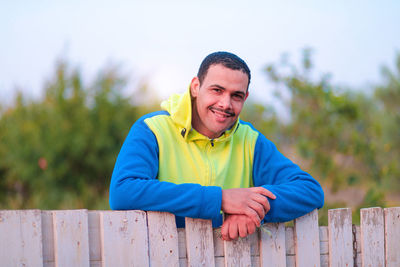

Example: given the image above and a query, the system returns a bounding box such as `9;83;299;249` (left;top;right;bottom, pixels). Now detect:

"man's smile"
209;107;235;119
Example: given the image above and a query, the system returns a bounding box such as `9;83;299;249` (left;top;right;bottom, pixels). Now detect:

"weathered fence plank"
259;222;286;267
224;237;251;267
360;207;384;267
88;211;101;267
224;235;251;267
42;211;55;267
319;226;329;267
185;217;215;267
147;211;179;267
53;210;90;267
0;210;43;267
0;207;398;267
100;210;148;267
285;226;295;267
294;209;320;267
328;208;353;267
384;207;400;267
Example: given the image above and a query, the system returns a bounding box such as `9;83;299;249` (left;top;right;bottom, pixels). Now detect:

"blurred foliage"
1;52;399;225
243;49;400;223
0;60;158;209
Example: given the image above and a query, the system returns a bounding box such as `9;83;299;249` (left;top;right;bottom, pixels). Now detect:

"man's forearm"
110;177;222;220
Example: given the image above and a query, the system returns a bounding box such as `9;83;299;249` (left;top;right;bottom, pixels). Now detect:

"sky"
1;1;400;106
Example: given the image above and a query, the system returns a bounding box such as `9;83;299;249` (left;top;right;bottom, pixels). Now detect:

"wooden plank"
360;207;384;267
42;210;55;267
319;226;329;255
285;226;295;255
320;254;329;267
215;257;224;267
100;210;148;267
224;236;251;267
294;209;320;267
213;228;224;257
319;227;329;267
147;211;179;267
328;208;353;267
88;211;101;266
185;217;215;267
286;255;295;267
178;228;187;259
53;210;90;267
259;222;286;267
353;225;361;267
248;230;259;256
251;255;259;267
0;210;43;266
384;207;400;267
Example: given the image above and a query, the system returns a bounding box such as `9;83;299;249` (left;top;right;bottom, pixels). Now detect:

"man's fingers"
221;220;230;241
252;187;276;199
238;221;247;238
229;219;239;240
245;208;261;227
248;201;265;220
251;194;270;214
247;221;256;235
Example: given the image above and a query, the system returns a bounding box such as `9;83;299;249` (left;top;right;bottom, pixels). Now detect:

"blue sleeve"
252;133;324;223
109;112;222;220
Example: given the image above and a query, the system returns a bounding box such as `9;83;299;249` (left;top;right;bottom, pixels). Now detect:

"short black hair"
197;51;251;88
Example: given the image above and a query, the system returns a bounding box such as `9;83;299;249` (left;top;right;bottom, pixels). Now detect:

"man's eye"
233;94;243;100
213;88;221;93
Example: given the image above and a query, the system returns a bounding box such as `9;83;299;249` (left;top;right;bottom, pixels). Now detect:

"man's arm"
252;133;324;223
221;131;323;240
109;113;222;220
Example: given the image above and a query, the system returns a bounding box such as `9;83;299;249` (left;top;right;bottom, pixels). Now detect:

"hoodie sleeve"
252;133;324;223
109;112;222;220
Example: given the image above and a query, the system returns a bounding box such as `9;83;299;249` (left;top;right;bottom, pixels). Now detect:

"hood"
161;86;193;138
160;86;240;141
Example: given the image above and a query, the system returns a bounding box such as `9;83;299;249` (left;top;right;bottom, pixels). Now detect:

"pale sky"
1;1;400;106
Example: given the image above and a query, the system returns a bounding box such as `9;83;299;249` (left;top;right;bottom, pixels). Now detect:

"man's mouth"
209;107;235;118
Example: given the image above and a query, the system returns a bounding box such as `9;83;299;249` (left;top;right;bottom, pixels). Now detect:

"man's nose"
218;94;232;110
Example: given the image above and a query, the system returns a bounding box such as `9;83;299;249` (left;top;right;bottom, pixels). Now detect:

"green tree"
0;60;157;209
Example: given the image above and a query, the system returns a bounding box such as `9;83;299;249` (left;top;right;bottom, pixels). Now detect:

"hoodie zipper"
206;140;214;185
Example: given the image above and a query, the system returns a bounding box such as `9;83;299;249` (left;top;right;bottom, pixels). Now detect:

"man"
109;51;324;241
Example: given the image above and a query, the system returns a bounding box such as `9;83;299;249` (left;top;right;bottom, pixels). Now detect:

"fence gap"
88;211;101;267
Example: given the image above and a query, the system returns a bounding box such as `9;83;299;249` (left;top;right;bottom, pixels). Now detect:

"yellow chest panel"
145;115;258;189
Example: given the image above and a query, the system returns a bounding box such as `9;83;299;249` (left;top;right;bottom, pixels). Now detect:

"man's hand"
221;187;276;227
221;214;257;241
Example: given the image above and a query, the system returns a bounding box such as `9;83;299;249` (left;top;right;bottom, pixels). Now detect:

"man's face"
190;64;249;139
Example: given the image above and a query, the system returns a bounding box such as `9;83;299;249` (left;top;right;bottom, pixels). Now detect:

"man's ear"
190;77;200;97
244;90;249;101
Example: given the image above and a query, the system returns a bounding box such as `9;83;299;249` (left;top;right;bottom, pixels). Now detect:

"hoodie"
109;88;324;227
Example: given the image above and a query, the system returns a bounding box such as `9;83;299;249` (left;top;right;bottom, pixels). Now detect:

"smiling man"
109;51;324;241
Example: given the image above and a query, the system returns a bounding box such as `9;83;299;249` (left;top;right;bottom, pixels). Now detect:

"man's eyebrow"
209;84;226;90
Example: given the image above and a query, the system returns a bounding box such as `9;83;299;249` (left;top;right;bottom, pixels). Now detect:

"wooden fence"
0;207;399;267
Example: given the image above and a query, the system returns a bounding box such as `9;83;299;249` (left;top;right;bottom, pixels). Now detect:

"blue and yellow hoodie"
109;88;324;227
